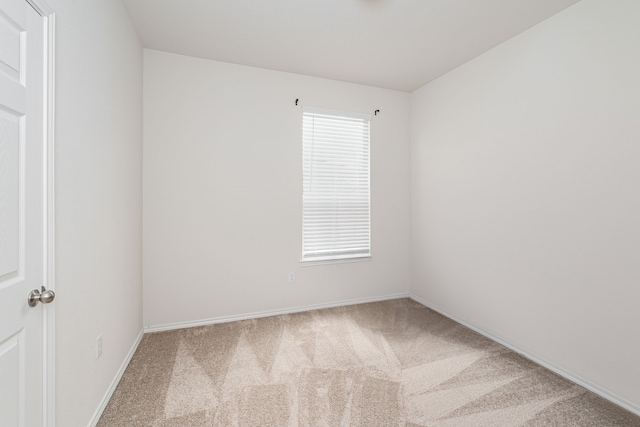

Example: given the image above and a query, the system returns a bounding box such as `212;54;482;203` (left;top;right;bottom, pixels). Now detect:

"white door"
0;0;50;426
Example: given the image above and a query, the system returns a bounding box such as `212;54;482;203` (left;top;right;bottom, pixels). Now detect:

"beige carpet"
98;299;640;426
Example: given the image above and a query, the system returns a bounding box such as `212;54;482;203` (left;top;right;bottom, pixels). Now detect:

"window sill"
300;255;372;266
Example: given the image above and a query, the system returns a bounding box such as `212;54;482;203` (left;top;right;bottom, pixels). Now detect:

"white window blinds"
302;107;371;261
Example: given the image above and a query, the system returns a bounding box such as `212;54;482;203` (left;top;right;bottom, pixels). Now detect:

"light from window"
302;107;371;262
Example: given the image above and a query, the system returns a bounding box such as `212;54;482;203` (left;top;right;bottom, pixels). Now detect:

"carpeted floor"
97;299;640;426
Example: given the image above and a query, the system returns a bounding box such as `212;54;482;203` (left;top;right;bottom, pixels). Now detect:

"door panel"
0;0;47;425
0;110;21;278
0;330;24;426
0;4;23;82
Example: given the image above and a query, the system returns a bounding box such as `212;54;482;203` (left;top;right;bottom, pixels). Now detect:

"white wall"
51;0;143;425
411;0;640;411
143;50;411;328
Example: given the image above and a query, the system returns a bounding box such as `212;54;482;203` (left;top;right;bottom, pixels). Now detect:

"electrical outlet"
288;272;296;283
96;334;103;359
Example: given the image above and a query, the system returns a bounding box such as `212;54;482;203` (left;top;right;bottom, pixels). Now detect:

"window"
302;107;371;262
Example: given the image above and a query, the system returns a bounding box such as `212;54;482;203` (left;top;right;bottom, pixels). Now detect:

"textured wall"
52;0;143;425
143;50;412;328
411;0;640;411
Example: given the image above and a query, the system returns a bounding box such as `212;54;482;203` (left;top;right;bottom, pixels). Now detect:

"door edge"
26;1;56;426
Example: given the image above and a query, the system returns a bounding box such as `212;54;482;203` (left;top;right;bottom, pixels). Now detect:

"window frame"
300;106;372;264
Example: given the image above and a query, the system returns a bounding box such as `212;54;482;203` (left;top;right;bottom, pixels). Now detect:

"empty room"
1;0;639;426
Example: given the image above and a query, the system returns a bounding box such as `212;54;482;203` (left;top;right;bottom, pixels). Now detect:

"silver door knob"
28;286;56;307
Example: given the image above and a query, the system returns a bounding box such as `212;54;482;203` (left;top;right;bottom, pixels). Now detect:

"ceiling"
122;0;581;92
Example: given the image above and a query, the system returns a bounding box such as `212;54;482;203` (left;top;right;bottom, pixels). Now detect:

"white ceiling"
122;0;581;92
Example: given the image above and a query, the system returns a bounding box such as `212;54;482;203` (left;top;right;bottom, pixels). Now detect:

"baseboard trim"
88;329;144;427
144;293;410;333
409;293;640;417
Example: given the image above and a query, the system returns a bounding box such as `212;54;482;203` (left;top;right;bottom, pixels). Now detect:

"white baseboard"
144;293;410;333
409;293;640;417
88;329;144;427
